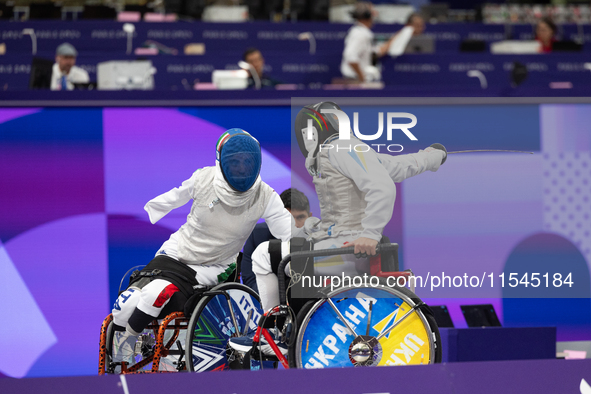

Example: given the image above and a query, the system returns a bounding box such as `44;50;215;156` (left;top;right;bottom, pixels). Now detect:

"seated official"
386;13;428;56
51;43;89;91
536;17;557;53
243;47;282;89
405;13;425;36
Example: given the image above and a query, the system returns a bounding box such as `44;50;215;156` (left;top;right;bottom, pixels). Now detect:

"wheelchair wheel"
185;282;262;372
289;284;441;368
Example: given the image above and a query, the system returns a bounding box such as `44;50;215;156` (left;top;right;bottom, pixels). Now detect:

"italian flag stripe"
216;132;231;152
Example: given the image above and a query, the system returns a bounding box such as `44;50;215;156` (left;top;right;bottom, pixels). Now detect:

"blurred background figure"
390;12;432;55
241;188;311;292
51;43;89;91
406;12;426;36
536;17;557;53
242;47;282;89
340;1;394;83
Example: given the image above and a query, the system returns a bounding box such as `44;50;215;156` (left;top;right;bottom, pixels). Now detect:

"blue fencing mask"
216;129;262;192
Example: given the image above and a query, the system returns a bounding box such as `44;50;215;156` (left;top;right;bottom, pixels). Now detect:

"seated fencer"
111;129;302;365
229;101;447;356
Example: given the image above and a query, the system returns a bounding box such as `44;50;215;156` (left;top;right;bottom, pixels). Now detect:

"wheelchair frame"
98;243;436;373
98;281;260;375
242;243;439;369
98;312;189;374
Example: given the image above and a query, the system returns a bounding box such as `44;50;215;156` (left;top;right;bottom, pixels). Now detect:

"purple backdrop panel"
403;154;543;206
403;154;544;298
541;105;591;153
0;241;56;378
0;108;41;124
406;234;535;298
4;213;110;377
103;108;292;230
106;215;180;306
540;106;591;266
103;108;226;223
0;145;105;241
0;108;105;242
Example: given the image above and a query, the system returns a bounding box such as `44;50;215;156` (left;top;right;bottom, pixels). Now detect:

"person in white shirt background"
340;2;395;83
50;43;89;91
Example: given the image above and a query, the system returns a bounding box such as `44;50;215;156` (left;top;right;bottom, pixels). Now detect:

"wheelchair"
98;243;441;373
98;263;264;374
227;243;442;369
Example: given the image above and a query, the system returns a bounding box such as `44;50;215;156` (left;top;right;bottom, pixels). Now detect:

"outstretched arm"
143;171;199;224
376;33;397;58
377;146;445;183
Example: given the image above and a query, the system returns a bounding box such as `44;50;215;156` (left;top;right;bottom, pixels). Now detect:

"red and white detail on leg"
136;279;179;318
153;283;180;308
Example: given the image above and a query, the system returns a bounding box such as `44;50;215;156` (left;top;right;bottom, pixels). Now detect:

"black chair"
124;4;151;17
29;57;54;90
81;5;117;20
0;3;14;19
307;0;328;21
164;0;205;19
29;2;62;19
460;304;502;327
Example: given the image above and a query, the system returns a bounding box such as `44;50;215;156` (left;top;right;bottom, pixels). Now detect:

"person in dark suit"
243;47;282;89
241;188;311;292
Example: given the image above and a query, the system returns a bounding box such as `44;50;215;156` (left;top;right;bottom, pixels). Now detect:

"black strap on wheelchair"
269;237;313;286
290;237;308;252
268;239;283;275
379;235;399;272
288;237;316;314
290;237;314;280
129;255;199;298
182;286;209;318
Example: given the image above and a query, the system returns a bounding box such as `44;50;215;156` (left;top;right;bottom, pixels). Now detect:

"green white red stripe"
216;132;231;152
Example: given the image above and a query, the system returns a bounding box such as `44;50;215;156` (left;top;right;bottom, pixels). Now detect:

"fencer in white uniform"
248;101;447;318
111;129;301;350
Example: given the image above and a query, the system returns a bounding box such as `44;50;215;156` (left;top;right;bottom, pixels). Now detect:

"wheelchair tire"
288;299;316;369
290;284;442;368
185;282;263;372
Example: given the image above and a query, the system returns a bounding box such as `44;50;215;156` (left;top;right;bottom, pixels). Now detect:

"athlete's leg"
252;241;291;312
112;287;142;329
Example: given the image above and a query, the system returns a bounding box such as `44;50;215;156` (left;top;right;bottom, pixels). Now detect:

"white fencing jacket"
312;137;445;241
144;165;300;268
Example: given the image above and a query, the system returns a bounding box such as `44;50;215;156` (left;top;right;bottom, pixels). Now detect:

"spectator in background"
241;188;312;292
51;43;89;91
243;47;281;88
406;13;426;36
385;12;428;56
340;2;395;82
536;17;557;53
